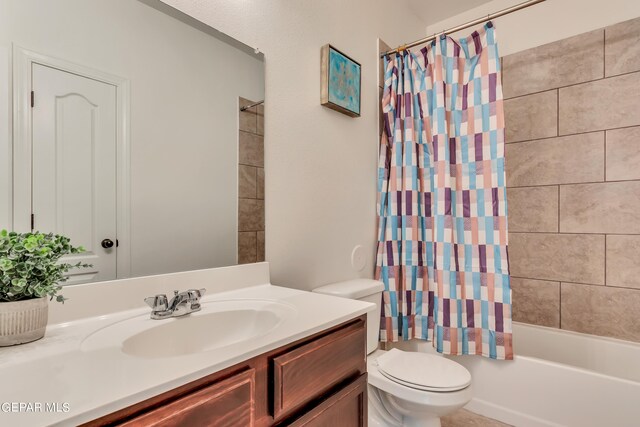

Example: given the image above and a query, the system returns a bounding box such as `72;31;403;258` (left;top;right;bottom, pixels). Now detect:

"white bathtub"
394;322;640;426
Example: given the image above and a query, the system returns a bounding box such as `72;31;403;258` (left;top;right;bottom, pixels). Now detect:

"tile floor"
441;409;512;427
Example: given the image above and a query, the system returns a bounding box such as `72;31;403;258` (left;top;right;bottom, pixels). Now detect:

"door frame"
0;46;11;230
13;46;131;280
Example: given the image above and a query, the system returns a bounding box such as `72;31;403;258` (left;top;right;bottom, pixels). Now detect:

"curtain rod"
380;0;546;57
240;100;264;111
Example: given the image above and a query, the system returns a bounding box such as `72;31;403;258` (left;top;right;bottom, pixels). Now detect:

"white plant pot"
0;297;48;346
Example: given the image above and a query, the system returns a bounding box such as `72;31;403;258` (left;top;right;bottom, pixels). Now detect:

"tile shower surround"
377;18;640;344
503;17;640;342
238;97;265;264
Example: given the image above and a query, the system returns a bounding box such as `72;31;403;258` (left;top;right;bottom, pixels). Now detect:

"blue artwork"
328;47;361;116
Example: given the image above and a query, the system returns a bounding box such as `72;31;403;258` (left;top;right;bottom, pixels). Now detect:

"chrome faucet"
144;288;206;320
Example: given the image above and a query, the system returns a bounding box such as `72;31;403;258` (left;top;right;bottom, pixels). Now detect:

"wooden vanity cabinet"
288;374;367;427
119;369;255;427
272;319;366;421
83;315;367;427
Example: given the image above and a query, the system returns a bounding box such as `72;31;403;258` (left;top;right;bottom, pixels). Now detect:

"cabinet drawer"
288;373;367;427
119;369;255;427
272;319;366;420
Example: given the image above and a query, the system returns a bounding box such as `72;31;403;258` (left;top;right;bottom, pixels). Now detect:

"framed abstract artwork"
321;44;361;117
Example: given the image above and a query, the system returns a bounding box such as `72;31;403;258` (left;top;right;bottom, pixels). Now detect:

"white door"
31;63;117;284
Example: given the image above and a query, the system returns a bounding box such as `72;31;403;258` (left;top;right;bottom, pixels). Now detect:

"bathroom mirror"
0;0;265;284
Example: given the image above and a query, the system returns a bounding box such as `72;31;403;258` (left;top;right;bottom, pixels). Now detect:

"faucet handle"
187;288;206;301
144;294;168;311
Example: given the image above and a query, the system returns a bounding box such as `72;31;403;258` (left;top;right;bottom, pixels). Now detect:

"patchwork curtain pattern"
375;23;512;359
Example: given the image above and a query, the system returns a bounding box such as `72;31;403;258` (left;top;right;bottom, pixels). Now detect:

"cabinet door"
119;369;255;427
288;374;367;427
272;319;366;420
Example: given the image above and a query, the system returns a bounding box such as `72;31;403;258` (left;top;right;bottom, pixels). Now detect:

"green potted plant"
0;230;87;346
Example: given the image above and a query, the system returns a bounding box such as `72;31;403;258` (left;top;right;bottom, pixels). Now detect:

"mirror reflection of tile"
238;97;265;264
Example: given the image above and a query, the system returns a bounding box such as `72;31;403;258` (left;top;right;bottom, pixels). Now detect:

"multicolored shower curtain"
375;22;512;360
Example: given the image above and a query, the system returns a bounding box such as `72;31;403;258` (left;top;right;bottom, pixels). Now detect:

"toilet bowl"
368;349;472;427
313;279;472;427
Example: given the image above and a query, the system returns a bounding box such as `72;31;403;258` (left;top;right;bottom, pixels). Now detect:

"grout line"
510;276;638;291
506;125;640;145
556;88;560;137
559;281;562;328
511;276;559;284
506;128;624;146
507;177;640;189
502;68;640;101
557;185;560;233
604;130;608;181
239;129;264;138
561;281;638;292
604;234;607;286
603;29;607;78
556;180;640;186
509;231;638;236
508;184;564;189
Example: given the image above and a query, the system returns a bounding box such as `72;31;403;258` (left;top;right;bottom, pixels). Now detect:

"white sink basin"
81;299;297;358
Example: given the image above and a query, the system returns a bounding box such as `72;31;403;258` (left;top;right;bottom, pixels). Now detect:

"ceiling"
407;0;494;27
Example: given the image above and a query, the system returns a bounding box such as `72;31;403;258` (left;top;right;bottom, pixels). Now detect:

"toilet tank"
313;279;384;355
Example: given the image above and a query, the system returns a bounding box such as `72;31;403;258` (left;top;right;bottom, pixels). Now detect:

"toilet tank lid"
313;279;384;299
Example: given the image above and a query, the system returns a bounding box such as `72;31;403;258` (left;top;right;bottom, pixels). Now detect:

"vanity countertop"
0;284;374;427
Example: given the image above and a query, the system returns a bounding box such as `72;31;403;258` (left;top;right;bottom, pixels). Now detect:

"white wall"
0;0;264;277
425;0;640;57
160;0;427;291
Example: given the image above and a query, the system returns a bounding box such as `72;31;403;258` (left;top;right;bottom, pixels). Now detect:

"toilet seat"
367;350;473;415
375;349;471;392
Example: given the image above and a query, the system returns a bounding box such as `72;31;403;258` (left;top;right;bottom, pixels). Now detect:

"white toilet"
313;279;473;427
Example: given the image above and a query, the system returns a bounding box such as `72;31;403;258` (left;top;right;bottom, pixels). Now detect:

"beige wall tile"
256;168;265;200
239;165;257;198
379;39;391;88
257;231;265;262
240;110;257;133
505;90;558;143
378;39;391;53
239;97;254;108
238;199;265;232
511;278;560;328
239;131;264;167
509;233;604;285
605;17;640;77
506;133;604;186
561;282;640;342
507;186;558;232
560;181;640;234
257;104;264;136
238;232;257;264
606;126;640;181
606;235;640;290
503;29;604;99
559;72;640;135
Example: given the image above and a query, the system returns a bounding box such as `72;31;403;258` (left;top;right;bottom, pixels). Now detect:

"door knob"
101;238;114;249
